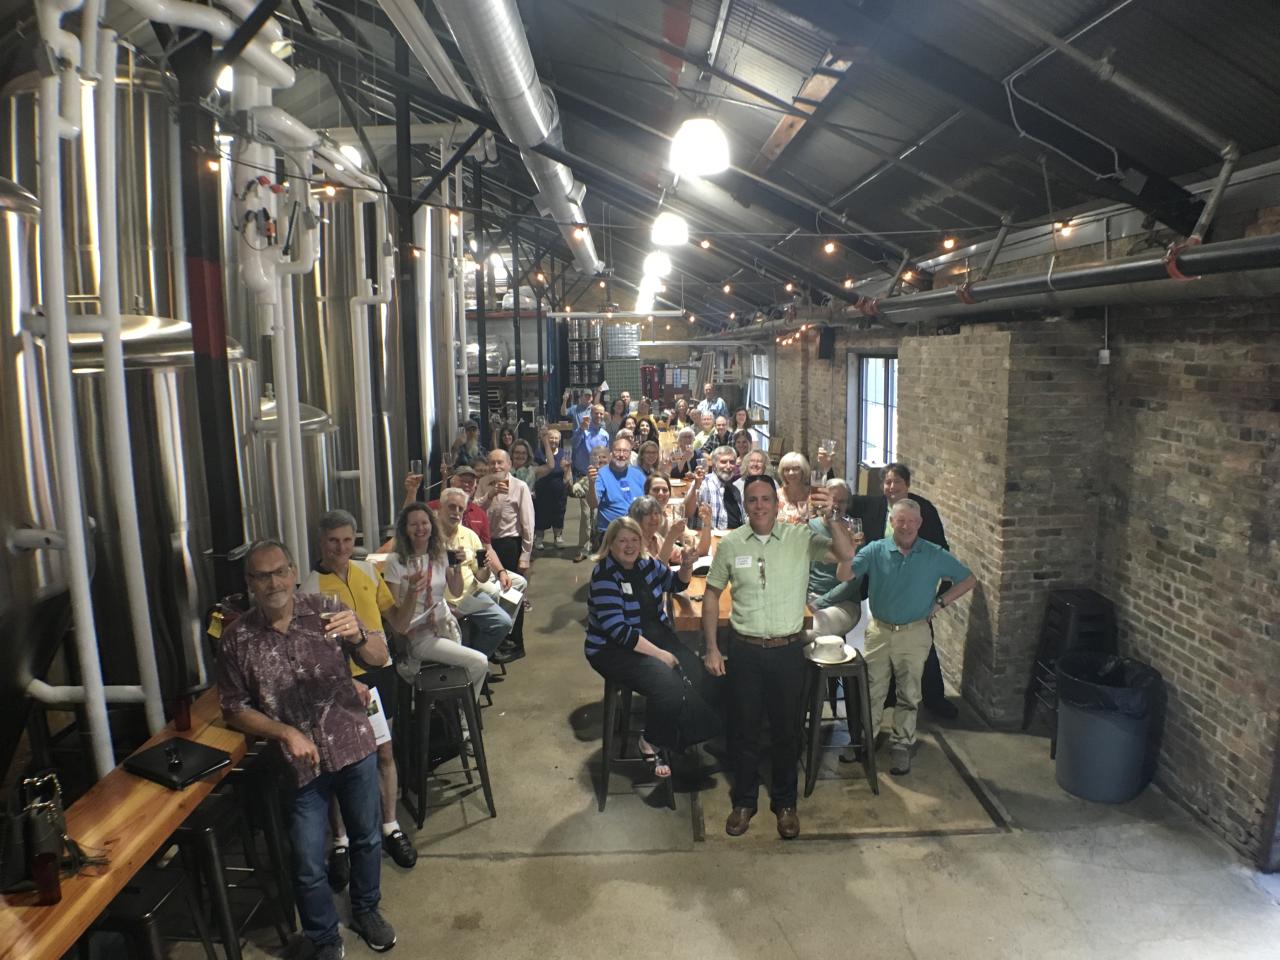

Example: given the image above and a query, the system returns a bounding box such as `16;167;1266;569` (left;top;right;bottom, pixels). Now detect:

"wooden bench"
0;689;247;960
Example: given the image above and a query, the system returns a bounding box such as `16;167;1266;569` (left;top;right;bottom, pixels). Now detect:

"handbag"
1;771;106;894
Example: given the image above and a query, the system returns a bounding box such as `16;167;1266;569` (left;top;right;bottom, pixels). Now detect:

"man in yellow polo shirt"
703;475;857;840
302;510;418;881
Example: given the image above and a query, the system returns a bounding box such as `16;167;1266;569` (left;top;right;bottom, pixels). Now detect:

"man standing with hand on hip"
217;539;397;958
702;475;856;840
848;498;976;776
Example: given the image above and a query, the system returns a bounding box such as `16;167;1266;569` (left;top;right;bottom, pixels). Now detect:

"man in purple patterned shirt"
217;539;397;958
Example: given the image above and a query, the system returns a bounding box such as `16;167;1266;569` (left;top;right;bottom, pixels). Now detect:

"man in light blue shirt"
562;387;598;428
695;381;727;420
848;498;976;775
570;406;610;478
592;435;646;536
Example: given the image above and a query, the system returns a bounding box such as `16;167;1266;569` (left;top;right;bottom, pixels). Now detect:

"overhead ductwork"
378;0;603;276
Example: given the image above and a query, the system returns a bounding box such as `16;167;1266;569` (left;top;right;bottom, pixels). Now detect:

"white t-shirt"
382;551;451;630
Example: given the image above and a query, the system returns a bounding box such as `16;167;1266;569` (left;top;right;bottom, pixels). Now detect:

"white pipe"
96;29;166;734
250;106;382;191
79;0;102;77
277;153;318;560
349;193;392;549
37;4;115;779
217;0;283;41
117;0;294;89
27;679;147;705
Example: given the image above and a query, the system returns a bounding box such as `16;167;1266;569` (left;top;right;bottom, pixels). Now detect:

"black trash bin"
1055;651;1163;803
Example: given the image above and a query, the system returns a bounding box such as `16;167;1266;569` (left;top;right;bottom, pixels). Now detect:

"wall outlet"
1099;348;1111;366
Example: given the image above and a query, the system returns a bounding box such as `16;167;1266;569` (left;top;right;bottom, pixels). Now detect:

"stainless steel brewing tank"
0;179;69;773
71;324;266;692
257;396;335;565
0;55;183;322
293;188;406;542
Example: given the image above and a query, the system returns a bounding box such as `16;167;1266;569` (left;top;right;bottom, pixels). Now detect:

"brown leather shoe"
775;807;800;840
725;807;755;837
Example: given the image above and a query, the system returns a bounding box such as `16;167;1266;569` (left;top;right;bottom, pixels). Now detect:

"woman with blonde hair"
635;439;662;475
584;517;720;777
776;451;815;524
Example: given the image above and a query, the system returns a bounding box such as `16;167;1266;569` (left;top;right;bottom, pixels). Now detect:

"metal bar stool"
405;662;496;828
802;654;879;798
598;677;675;812
89;865;217;959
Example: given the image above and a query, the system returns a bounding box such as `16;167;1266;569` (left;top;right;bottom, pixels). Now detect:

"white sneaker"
553;532;565;546
534;538;545;551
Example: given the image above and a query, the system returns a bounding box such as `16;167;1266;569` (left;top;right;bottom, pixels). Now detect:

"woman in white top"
776;451;815;524
381;502;488;696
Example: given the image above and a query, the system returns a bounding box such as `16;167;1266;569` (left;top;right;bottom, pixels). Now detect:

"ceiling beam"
749;48;853;174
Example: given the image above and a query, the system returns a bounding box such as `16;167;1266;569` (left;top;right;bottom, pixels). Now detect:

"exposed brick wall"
775;302;1279;862
1095;301;1280;858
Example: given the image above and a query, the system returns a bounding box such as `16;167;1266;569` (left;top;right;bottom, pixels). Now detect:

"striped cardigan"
585;555;687;657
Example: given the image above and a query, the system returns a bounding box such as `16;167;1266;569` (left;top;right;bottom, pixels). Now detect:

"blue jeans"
288;752;381;945
455;591;513;657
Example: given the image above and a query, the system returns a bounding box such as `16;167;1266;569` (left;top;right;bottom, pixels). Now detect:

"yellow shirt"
302;561;395;675
442;525;485;604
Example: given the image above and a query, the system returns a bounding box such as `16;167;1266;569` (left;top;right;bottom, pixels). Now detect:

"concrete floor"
233;517;1280;960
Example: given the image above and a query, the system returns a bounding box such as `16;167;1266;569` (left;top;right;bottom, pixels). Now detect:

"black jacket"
849;492;950;600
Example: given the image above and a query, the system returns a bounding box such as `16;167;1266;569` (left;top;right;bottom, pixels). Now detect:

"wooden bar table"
0;689;247;960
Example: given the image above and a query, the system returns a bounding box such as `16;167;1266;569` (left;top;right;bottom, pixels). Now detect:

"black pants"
490;536;527;649
587;635;721;750
726;635;807;812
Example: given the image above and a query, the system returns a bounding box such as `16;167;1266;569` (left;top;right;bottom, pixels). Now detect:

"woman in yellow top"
301;509;418;877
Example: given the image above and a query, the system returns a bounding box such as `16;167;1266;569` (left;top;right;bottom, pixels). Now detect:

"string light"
688;314;696;322
728;311;736;320
598;280;606;288
665;323;671;331
784;282;794;293
573;225;586;240
565;305;572;312
1056;220;1074;237
843;277;854;288
942;236;956;250
324;185;336;197
823;240;836;255
902;270;914;282
699;239;711;249
535;272;546;284
206;160;220;172
722;282;732;294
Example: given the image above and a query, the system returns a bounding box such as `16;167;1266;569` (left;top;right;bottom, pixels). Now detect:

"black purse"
1;771;106;894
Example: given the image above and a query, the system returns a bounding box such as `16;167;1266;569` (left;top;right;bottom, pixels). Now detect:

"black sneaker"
351;908;397;952
327;846;350;892
314;938;345;960
383;830;418;868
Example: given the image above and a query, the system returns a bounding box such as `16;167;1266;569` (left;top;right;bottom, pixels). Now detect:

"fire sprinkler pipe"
96;29;166;735
36;0;116;779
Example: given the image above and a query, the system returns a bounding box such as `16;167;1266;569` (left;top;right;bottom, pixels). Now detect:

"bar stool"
598;677;675;812
405;662;496;828
802;654;879;797
90;866;216;959
227;751;296;933
171;789;290;959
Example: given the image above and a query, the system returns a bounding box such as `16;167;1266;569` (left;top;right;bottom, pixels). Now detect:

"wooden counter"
0;690;247;960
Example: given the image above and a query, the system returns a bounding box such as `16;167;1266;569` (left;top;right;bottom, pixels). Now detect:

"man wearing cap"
561;387;598;427
702;474;856;840
847;498;976;775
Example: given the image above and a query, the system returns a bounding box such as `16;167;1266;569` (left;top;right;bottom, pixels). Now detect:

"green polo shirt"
706;522;831;637
852;536;972;625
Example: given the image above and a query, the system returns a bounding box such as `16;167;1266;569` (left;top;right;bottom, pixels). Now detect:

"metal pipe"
27;680;148;705
96;29;166;734
453;165;469;425
37;3;116;779
1188;146;1241;244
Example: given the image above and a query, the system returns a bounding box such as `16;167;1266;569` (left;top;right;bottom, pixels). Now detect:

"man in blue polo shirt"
591;435;646;544
849;498;976;775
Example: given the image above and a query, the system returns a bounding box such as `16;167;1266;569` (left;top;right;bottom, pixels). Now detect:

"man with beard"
684;446;745;531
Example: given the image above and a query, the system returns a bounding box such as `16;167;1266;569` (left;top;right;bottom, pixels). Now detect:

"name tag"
734;555;752;568
620;582;634;595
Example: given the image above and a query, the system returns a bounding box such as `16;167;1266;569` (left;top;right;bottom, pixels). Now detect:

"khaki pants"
864;618;933;747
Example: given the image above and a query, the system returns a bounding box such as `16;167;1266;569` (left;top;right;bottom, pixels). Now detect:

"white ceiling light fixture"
668;116;730;177
634;275;658;313
651;211;689;247
339;144;363;168
488;251;507;275
216;65;234;93
642;250;672;279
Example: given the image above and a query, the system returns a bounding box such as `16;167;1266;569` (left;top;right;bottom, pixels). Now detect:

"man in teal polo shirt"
703;474;857;840
849;498;976;775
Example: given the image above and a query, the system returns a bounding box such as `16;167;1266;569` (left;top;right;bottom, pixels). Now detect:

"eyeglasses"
247;565;294;583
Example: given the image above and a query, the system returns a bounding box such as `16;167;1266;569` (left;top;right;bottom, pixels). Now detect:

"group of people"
583;439;977;841
214;425;563;957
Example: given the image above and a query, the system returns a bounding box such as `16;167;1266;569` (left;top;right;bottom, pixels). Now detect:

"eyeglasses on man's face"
247;565;294;584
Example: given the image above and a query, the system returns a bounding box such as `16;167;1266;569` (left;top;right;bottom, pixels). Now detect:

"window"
748;351;771;443
858;356;897;466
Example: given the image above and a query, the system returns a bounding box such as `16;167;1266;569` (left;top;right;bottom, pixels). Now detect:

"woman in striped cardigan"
585;517;722;777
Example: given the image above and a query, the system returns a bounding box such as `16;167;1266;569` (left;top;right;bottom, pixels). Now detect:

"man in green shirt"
849;498;976;775
703;474;857;840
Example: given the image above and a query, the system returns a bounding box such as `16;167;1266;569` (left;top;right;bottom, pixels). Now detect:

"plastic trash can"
1055;651;1163;803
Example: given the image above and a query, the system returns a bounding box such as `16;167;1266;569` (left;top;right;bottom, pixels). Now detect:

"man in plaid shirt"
683;446;744;530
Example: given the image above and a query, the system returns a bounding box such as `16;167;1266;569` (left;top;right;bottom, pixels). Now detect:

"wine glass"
409;458;423;476
321;589;342;624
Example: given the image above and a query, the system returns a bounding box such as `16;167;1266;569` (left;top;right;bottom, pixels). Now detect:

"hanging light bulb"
323;185;337;197
688;314;696;323
902;270;915;282
823;240;836;255
206;160;220;172
699;238;711;250
843;277;854;288
784;282;794;293
651;211;689;247
729;311;736;320
942;236;957;251
642;250;672;279
573;225;586;240
598;279;607;288
722;282;732;294
668;117;730;177
535;272;546;284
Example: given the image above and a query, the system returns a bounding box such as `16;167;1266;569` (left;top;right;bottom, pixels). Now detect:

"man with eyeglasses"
216;539;396;959
702;475;858;840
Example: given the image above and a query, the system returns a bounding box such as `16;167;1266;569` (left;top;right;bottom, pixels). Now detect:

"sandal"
638;737;672;779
